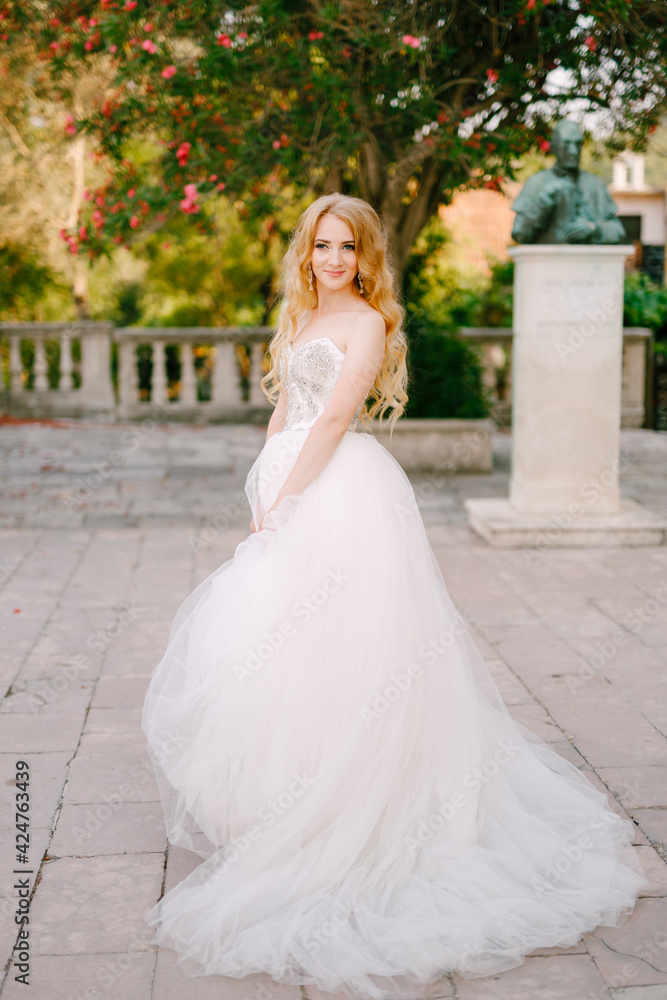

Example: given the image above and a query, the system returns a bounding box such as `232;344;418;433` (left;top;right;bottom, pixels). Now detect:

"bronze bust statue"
511;120;625;245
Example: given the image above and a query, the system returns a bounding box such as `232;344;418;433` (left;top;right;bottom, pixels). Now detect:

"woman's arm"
258;312;386;529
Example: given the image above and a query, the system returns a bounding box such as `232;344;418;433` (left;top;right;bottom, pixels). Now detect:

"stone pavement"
0;416;666;1000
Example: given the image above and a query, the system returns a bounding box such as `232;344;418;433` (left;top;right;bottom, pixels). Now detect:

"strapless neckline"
287;335;345;359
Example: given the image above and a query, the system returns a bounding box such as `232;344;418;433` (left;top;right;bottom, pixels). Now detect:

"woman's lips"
325;270;344;276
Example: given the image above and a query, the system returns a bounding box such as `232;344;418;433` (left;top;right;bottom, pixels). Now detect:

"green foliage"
404;308;490;420
5;0;664;260
85;195;288;327
449;259;514;329
403;218;514;330
0;243;72;321
623;271;667;339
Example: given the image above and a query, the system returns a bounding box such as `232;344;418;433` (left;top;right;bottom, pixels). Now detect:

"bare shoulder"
344;306;386;354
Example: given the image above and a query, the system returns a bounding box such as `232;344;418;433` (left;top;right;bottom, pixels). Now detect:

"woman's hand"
257;491;286;532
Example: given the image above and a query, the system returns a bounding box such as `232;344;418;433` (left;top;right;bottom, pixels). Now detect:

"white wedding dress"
142;335;645;999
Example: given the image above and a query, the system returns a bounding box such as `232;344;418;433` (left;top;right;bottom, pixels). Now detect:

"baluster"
180;341;197;405
33;335;49;391
249;340;268;407
60;328;74;391
212;340;244;408
9;336;23;393
151;340;168;404
118;340;139;406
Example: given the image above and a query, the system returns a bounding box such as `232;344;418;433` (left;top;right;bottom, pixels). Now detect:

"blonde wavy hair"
260;193;408;432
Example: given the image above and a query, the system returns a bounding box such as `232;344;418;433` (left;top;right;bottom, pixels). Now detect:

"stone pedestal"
465;245;667;547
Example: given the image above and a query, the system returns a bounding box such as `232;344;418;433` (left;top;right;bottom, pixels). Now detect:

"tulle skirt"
142;428;645;999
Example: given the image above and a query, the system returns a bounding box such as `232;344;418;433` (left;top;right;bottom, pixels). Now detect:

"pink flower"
142;39;157;53
69;242;79;254
585;35;596;51
84;40;93;50
89;17;98;27
64;114;76;136
124;0;137;9
272;139;281;149
216;33;232;47
208;174;217;181
144;22;153;31
402;34;421;48
238;32;248;39
129;215;140;228
127;188;136;197
486;68;499;84
308;30;324;41
110;44;117;53
180;198;199;214
216;182;226;191
184;183;198;199
96;195;105;207
79;225;87;239
59;229;67;240
176;141;191;165
83;189;90;200
161;65;176;79
50;41;59;52
539;139;551;152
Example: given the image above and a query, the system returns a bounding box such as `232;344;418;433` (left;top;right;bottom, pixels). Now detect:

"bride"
142;193;645;999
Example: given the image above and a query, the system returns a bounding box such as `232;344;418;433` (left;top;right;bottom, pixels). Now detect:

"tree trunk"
64;131;89;318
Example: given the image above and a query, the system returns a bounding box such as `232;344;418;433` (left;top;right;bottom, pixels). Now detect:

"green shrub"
623;271;667;338
404;309;490;419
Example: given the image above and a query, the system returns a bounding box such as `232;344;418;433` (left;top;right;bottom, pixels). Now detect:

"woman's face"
310;214;359;293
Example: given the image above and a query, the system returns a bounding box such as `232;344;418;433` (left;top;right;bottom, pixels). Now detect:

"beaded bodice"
278;336;362;432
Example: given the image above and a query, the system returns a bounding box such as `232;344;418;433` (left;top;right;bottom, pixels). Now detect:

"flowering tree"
3;0;666;278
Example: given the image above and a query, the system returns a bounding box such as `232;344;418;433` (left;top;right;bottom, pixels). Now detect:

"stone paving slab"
0;420;665;999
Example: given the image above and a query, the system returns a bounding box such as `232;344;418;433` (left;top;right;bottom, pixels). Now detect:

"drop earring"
307;263;314;291
357;272;365;295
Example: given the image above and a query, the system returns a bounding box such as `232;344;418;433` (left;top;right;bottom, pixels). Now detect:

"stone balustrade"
0;322;273;423
459;326;651;428
0;321;652;429
114;326;271;422
0;322;116;418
